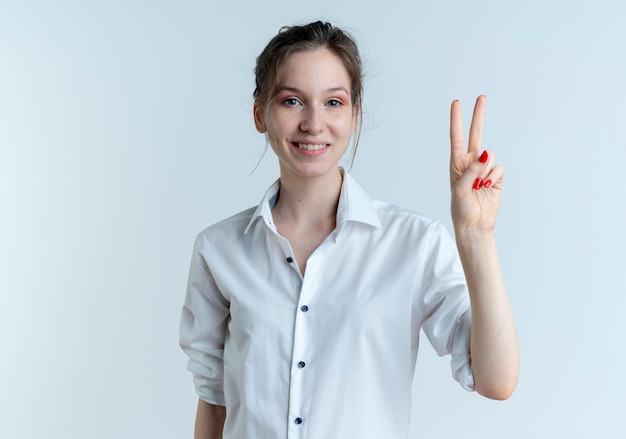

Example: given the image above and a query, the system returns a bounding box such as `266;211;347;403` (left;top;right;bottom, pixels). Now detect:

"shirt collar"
244;169;381;235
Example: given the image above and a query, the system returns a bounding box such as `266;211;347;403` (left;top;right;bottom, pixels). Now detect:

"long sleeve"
179;233;230;405
416;221;475;391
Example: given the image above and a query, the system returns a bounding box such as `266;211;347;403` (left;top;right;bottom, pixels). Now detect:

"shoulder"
195;206;257;244
372;199;443;232
371;199;456;251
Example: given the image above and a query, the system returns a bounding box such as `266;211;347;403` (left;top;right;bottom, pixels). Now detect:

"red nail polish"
473;178;483;190
479;150;488;163
484;179;492;188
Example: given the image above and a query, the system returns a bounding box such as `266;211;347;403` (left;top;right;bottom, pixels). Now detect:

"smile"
297;143;329;151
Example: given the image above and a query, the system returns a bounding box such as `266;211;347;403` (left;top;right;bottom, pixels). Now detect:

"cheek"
265;121;284;141
336;113;356;135
266;111;292;132
264;118;291;148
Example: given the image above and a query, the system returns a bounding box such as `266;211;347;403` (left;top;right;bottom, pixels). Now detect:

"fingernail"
479;150;488;163
473;178;483;190
484;179;492;188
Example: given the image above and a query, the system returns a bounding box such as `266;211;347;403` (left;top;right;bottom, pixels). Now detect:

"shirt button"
286;256;294;263
298;361;306;368
300;305;309;312
295;417;303;425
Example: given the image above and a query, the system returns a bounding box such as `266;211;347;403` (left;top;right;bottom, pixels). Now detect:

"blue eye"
283;98;300;106
327;99;342;107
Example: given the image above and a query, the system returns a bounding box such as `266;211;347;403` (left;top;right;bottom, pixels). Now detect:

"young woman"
180;21;519;439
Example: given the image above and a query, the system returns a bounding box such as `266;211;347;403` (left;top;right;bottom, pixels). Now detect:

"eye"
326;99;343;107
283;98;301;106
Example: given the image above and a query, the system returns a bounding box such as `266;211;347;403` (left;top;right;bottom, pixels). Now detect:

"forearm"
455;231;519;400
195;399;226;439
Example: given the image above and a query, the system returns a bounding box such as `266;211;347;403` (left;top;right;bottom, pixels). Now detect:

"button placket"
273;233;299;275
287;251;325;437
288;317;310;436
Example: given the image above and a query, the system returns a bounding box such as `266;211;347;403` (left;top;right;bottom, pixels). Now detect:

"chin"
282;161;343;180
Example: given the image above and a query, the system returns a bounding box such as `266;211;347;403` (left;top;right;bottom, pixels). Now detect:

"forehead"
277;48;351;90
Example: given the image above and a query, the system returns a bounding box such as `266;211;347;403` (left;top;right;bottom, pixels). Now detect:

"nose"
299;106;323;134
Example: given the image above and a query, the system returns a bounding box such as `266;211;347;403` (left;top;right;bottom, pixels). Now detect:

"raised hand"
449;97;519;400
449;95;504;236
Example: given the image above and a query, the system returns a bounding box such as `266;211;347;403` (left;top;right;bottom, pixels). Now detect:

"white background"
2;1;625;437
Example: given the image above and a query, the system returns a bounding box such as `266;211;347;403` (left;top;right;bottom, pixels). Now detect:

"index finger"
450;99;464;158
468;95;487;155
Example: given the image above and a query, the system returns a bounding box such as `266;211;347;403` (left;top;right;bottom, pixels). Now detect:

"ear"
253;101;267;133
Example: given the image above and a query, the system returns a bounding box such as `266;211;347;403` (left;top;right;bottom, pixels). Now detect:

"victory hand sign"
450;95;504;236
448;95;519;400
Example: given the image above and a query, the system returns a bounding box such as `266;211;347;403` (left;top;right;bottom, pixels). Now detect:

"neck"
273;167;343;226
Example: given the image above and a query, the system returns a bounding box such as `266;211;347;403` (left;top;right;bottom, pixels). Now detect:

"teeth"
298;143;327;151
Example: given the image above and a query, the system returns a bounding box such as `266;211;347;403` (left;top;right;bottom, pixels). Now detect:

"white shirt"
180;172;474;439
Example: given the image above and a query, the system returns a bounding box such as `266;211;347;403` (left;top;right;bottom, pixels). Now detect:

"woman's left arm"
449;95;519;400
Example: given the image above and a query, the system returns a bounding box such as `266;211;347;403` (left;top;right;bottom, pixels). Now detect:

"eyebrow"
277;86;350;95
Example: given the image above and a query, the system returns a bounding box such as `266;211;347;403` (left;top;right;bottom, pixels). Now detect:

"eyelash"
282;98;344;107
283;98;301;106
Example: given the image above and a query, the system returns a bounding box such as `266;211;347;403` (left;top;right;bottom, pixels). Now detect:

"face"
254;48;358;182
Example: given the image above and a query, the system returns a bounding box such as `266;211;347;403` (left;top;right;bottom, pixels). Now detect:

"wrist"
454;228;497;250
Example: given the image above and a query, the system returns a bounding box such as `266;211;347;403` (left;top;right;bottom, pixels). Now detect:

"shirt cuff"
192;372;226;406
450;311;475;391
